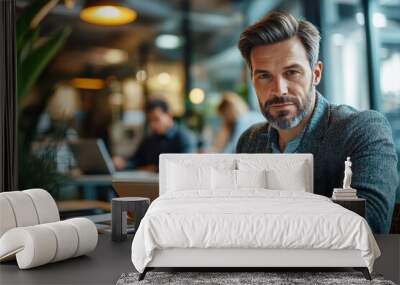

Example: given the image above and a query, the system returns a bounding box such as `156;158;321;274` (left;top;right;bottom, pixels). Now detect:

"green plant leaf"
17;26;72;101
18;28;40;62
18;141;70;195
16;0;60;51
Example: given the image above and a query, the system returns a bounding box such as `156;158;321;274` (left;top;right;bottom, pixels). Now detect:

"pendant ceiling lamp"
80;0;137;26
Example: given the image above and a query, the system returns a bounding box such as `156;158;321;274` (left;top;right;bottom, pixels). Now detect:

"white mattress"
131;190;380;273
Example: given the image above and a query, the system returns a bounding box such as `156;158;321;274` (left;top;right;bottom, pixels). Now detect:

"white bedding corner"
131;190;380;273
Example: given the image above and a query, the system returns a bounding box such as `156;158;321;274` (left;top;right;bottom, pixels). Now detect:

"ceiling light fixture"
155;34;182;49
103;49;128;64
80;0;137;26
157;72;171;85
373;12;387;28
355;12;365;26
189;88;205;104
136;70;147;82
71;78;105;89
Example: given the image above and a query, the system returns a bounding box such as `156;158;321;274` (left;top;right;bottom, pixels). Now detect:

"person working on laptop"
113;99;196;172
235;11;398;233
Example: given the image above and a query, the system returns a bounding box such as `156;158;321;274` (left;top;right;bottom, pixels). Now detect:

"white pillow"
165;158;236;193
211;169;268;191
211;168;236;190
167;162;211;191
236;169;267;189
266;163;307;191
238;158;309;192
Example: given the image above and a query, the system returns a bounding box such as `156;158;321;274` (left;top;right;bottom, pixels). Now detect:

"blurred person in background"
79;92;113;152
113;99;196;172
212;91;264;153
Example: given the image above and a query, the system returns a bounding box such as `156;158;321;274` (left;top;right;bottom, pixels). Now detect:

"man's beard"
259;86;314;130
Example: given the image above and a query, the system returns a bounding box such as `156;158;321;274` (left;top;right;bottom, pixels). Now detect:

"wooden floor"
1;232;398;285
0;233;134;285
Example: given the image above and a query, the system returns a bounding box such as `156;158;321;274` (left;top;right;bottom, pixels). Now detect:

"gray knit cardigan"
236;93;399;233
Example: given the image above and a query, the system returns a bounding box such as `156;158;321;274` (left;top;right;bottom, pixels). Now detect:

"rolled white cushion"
0;196;17;237
0;226;57;269
42;221;79;262
64;218;98;257
23;189;60;223
1;191;39;227
0;218;98;269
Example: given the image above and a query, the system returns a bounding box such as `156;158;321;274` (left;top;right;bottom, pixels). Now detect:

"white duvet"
131;190;380;273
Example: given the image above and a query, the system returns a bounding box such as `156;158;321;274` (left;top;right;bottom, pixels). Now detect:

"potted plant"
17;0;72;195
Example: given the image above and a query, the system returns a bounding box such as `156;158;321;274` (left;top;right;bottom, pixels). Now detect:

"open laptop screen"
69;139;115;175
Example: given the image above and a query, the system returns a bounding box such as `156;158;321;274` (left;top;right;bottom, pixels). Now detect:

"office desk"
112;180;159;202
64;171;158;200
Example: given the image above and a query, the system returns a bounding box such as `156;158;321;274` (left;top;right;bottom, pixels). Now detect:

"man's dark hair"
145;99;170;113
238;11;320;69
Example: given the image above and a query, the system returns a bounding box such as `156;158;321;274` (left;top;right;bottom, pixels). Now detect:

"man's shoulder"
325;104;393;150
329;104;389;129
236;122;269;153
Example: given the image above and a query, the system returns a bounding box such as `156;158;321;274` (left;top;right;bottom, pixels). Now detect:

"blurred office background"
15;0;400;216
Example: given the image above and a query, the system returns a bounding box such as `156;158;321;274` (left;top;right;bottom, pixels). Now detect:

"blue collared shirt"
270;95;325;153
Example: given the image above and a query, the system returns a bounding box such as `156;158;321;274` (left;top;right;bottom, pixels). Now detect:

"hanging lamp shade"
80;0;137;26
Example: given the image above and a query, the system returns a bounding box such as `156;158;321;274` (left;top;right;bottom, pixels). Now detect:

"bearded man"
236;11;399;234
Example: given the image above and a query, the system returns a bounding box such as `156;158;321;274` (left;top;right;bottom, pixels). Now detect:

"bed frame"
139;248;371;280
138;154;372;281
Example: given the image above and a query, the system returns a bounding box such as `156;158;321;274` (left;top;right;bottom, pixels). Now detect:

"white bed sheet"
131;190;380;273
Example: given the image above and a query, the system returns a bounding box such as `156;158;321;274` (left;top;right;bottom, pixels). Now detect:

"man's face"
147;107;172;135
250;37;322;129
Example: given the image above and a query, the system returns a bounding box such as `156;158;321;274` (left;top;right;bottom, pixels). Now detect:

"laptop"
68;139;115;175
68;139;159;181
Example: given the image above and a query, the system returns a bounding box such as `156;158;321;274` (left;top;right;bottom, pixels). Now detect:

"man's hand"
112;156;127;170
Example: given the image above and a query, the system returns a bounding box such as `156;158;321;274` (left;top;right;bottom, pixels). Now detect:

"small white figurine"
343;157;352;189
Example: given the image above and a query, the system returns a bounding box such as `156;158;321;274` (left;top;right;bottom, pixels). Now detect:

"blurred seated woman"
212;92;264;153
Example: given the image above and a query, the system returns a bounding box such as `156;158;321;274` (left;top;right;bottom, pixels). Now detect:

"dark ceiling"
16;0;247;82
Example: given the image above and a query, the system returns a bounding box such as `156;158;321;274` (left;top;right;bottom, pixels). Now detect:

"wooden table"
112;180;159;202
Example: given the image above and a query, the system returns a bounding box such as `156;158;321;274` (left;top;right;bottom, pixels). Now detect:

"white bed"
131;154;380;280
